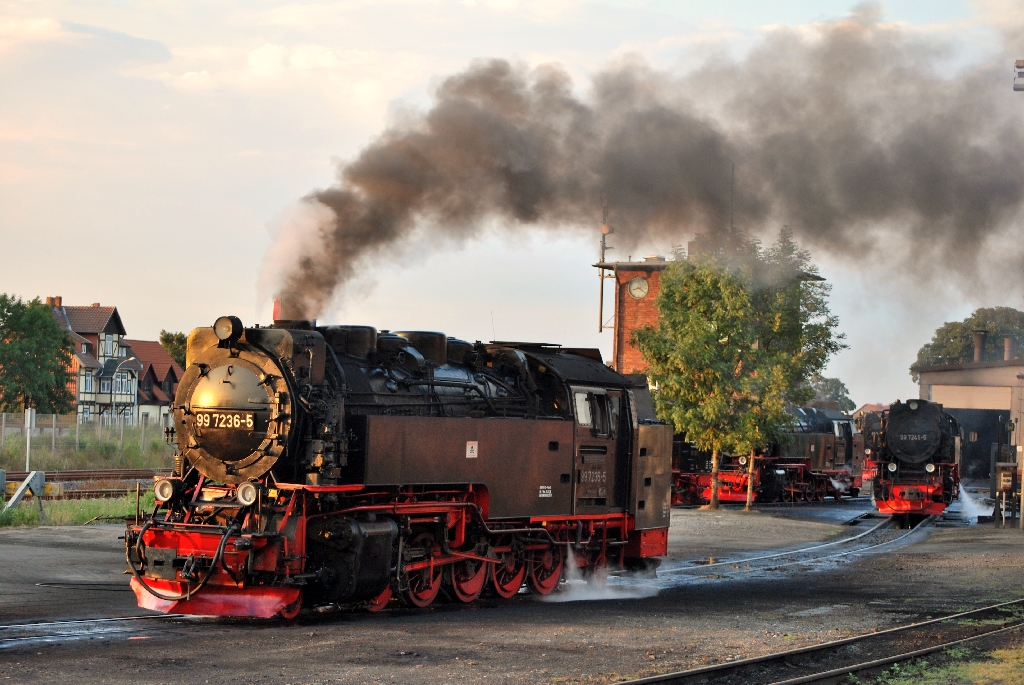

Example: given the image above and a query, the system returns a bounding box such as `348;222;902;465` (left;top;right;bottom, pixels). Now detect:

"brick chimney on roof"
91;302;100;307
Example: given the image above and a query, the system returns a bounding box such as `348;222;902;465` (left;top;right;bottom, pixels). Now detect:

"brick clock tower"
595;256;669;374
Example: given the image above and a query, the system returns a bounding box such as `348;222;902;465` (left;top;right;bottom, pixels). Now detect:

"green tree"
633;229;846;509
160;330;187;368
911;307;1024;381
809;375;856;411
0;294;75;412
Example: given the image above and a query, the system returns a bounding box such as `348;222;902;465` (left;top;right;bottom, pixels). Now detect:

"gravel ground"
3;505;1023;685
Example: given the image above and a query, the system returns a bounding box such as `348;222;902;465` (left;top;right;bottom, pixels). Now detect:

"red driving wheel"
367;584;392;613
450;558;488;603
528;545;563;595
490;535;526;599
404;532;443;607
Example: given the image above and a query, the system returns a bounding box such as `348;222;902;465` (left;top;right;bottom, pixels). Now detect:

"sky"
1;0;1022;408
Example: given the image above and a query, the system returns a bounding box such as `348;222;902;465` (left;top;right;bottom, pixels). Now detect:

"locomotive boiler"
858;399;961;519
126;316;672;618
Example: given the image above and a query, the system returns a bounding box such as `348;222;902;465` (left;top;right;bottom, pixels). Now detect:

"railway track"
650;514;921;587
619;577;1024;684
3;469;170;500
0;614;189;650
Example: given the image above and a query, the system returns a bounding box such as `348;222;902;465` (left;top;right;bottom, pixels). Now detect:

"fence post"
75;412;79;451
24;408;34;472
119;413;124;454
51;414;56;453
140;415;146;454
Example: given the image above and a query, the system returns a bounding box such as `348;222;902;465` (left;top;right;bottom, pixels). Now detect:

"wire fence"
0;412;175;473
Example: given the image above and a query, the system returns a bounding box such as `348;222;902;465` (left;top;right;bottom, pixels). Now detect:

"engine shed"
914;333;1023;486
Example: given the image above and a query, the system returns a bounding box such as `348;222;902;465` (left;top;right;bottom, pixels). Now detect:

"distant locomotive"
126;315;672;618
672;407;864;505
858;399;960;519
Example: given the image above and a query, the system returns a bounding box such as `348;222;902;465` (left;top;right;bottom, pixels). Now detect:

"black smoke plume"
268;4;1024;320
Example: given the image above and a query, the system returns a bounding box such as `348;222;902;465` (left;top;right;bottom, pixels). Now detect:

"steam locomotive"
126;316;672;618
858;399;960;519
672;407;864;505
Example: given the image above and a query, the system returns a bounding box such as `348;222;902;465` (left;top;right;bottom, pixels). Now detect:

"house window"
83;373;94;393
114;372;134;395
82;406;90;420
81;343;87;354
100;379;111;394
104;334;113;356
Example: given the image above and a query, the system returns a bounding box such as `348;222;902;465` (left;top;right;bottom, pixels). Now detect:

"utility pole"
597;205;615;333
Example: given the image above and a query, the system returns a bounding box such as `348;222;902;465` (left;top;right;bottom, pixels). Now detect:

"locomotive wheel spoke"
528;545;564;595
490;535;526;598
404;533;443;608
449;558;488;603
367;584;393;613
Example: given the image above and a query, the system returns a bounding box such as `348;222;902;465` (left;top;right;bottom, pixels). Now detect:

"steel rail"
659;515;899;576
0;614;190;648
769;622;1024;685
617;592;1024;684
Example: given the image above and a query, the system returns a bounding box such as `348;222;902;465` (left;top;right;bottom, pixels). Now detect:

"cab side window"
574;388;614;437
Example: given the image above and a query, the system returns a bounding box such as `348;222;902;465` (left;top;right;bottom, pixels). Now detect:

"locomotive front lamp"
887;462;898;472
154;478;180;503
925;463;936;473
236;481;261;506
214;315;244;343
738;456;748;466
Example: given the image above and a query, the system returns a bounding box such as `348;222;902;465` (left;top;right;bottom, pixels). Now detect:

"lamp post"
109;356;138;453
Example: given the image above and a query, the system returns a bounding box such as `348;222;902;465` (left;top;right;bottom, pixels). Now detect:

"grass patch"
1;424;174;472
859;643;1024;684
0;490;156;527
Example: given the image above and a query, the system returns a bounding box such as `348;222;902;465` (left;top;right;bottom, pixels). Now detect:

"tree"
0;294;75;413
911;307;1024;381
633;228;846;510
160;330;187;369
809;375;856;411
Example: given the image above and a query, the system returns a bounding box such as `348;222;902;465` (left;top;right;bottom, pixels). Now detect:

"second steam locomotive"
126;315;672;618
858;399;961;519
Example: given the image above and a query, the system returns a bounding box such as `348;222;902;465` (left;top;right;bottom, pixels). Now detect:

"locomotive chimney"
272;298;312;329
974;330;988;363
1005;336;1014;361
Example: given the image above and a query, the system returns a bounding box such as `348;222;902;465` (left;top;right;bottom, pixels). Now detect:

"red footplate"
131;578;301;618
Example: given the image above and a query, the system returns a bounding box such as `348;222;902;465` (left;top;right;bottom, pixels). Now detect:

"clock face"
627;277;649;299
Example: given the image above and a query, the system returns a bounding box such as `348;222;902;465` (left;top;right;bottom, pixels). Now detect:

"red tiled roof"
124;339;184;384
58;305;125;335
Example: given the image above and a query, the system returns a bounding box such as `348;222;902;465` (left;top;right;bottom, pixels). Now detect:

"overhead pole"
598;204;615;333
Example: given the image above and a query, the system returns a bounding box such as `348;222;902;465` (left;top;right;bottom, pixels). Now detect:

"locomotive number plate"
195;411;255;429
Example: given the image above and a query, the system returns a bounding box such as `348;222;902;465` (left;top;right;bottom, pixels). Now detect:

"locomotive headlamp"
887;462;898;472
909;401;919;410
214;315;244;343
236;481;261;506
738;456;748;466
925;463;936;473
154;478;181;503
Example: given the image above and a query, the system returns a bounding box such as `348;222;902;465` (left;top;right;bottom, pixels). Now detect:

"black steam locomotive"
859;399;961;520
126;316;672;618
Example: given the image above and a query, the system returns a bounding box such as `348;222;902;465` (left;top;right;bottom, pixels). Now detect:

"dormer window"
81;343;87;354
